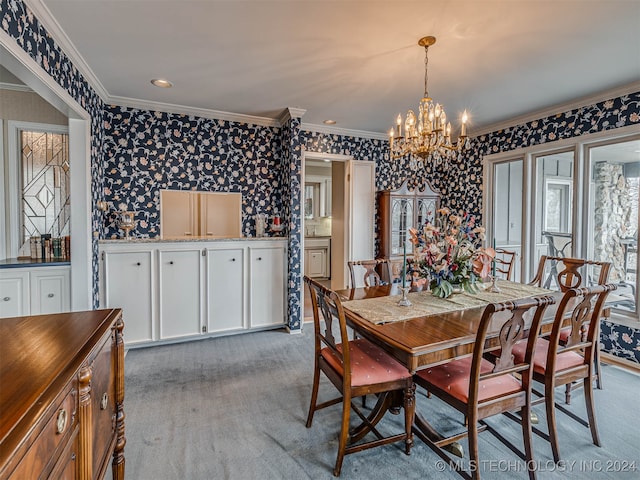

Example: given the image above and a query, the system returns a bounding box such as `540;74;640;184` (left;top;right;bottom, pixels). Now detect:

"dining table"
334;279;561;456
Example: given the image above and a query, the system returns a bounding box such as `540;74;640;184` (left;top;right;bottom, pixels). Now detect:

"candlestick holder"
489;274;502;293
398;286;412;307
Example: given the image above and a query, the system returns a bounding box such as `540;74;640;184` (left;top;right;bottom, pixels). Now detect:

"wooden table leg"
413;410;464;457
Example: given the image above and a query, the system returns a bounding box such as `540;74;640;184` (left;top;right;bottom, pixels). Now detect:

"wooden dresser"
0;309;125;479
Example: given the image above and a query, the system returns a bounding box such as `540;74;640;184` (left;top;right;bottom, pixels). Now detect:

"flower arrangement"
408;208;495;298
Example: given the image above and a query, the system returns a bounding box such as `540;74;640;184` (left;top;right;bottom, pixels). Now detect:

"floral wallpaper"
1;0;105;308
4;0;640;348
601;320;640;364
102;106;283;238
280;116;303;330
448;94;640;219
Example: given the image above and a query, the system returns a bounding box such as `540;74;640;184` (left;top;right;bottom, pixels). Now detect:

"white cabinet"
159;249;202;339
99;239;287;347
0;267;70;318
30;267;70;314
206;248;244;332
102;250;154;344
0;270;29;318
304;237;331;279
249;245;286;328
306;249;327;277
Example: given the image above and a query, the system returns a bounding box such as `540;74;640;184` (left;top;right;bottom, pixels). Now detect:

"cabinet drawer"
46;429;78;480
8;384;77;479
90;334;116;478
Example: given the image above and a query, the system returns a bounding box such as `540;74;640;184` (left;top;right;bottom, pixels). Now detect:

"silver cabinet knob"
48;293;55;298
231;258;236;262
2;297;9;301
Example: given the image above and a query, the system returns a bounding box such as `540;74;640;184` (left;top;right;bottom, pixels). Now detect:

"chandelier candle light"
389;36;469;167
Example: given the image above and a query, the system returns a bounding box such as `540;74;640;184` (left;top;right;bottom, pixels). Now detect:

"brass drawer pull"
101;392;108;410
56;408;68;434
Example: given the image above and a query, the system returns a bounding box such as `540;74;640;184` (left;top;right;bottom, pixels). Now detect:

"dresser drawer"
7;384;77;479
90;333;116;478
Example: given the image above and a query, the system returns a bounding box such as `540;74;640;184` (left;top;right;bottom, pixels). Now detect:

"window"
7;122;69;257
484;130;640;321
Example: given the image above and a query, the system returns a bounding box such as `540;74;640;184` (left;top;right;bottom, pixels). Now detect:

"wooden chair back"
494;248;516;281
529;256;611;292
348;259;392;288
546;284;616;375
304;275;352;387
470;296;555;409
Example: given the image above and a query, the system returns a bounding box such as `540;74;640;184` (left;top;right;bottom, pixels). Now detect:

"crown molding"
301;122;388;141
278;107;307;124
0;81;32;92
109;95;281;127
471;81;640;138
24;0;109;101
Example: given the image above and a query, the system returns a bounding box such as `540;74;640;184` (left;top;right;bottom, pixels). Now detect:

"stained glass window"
20;130;70;245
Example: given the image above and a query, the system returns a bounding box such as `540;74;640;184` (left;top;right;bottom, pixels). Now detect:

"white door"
328;160;375;289
249;246;285;328
207;248;244;332
0;271;29;318
158;249;202;339
30;267;70;314
103;251;154;344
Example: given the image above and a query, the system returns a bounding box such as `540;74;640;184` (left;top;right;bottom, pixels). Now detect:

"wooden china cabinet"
377;180;441;279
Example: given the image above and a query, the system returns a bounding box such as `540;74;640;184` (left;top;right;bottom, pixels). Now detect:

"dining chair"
413;295;555;480
494;248;516;281
529;256;611;401
347;259;392;288
303;276;415;477
510;284;616;463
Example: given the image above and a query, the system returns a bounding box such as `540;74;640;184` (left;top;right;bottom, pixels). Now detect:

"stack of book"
29;235;70;260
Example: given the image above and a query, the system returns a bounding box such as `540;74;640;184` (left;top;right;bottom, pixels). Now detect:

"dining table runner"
341;281;553;325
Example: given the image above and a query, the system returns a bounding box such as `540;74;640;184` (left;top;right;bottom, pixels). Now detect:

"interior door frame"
301;151;353;327
1;31;93;310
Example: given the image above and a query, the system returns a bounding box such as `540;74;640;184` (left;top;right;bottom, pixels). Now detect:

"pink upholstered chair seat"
321;338;411;387
512;338;584;375
414;356;523;403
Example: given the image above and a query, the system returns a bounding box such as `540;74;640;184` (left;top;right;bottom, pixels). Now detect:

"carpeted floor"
123;329;640;480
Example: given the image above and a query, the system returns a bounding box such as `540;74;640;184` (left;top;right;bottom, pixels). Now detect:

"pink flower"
473;247;496;279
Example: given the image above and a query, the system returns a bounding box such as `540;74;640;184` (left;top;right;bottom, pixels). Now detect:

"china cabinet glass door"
391;198;413;255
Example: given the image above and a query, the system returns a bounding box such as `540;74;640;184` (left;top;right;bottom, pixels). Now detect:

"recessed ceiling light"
323;158;331;163
151;78;173;88
323;119;336;125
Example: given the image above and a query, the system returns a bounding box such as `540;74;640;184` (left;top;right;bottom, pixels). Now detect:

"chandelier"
389;36;469;168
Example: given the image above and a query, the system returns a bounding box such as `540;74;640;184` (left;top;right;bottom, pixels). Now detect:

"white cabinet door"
159;249;201;339
249;246;285;328
0;271;29;318
307;249;326;278
206;248;244;332
30;268;70;314
103;251;154;344
160;190;198;238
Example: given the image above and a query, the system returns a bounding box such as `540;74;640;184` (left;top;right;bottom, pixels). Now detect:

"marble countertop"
99;235;286;244
0;258;71;269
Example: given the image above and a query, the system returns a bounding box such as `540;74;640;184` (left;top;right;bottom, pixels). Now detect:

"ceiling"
21;1;640;136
